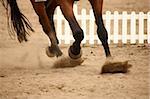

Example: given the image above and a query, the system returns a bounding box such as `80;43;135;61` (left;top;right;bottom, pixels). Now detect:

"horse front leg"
59;0;84;59
89;0;111;57
30;1;62;57
89;0;132;74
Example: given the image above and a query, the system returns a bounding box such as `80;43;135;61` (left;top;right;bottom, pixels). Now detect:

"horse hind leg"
45;1;61;57
30;1;62;57
45;0;59;44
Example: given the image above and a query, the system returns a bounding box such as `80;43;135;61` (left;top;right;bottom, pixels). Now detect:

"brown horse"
2;0;111;58
1;0;131;73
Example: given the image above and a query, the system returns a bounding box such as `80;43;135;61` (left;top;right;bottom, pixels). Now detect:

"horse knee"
73;29;84;43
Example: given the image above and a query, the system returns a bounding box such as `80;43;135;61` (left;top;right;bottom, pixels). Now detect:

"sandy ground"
0;0;150;99
0;44;149;99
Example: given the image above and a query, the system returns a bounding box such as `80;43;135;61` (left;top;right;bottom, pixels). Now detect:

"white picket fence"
53;5;150;45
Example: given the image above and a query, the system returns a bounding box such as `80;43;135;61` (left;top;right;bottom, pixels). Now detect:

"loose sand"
0;0;149;99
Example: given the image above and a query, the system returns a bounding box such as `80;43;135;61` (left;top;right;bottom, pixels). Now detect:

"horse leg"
89;0;132;74
45;0;59;44
59;0;84;59
45;1;60;57
30;0;62;57
89;0;111;57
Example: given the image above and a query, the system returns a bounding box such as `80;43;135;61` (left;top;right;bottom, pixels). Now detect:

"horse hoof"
68;47;82;59
45;46;55;57
55;50;63;57
46;46;63;57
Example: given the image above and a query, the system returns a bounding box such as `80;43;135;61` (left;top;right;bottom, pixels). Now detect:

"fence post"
105;11;111;44
56;7;63;44
81;9;87;44
147;12;150;44
139;12;144;44
89;10;95;45
122;11;128;44
130;11;136;44
113;11;119;44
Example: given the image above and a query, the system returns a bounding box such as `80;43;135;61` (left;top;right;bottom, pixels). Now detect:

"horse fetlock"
73;30;84;42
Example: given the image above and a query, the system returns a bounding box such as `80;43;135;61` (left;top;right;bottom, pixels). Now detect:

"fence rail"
53;5;150;45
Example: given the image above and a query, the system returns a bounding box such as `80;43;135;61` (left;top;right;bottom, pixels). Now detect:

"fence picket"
73;4;78;17
147;12;150;44
130;12;136;44
81;9;87;44
139;12;144;44
105;11;111;44
113;11;119;44
64;20;71;44
122;11;127;43
56;7;63;43
89;10;95;44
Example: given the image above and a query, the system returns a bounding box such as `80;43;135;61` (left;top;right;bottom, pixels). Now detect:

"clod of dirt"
101;61;132;74
0;74;7;78
129;53;134;55
90;51;96;56
56;84;65;90
90;51;93;54
52;56;84;68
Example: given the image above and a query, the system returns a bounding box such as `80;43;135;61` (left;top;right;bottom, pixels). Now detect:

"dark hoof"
46;46;63;57
68;47;82;59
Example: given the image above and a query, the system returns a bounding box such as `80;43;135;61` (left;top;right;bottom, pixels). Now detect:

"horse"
1;0;131;73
